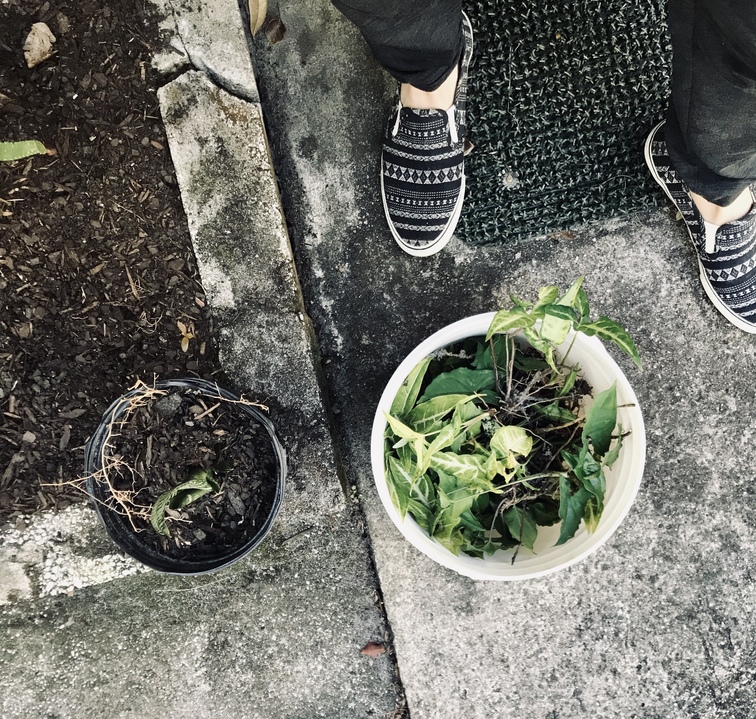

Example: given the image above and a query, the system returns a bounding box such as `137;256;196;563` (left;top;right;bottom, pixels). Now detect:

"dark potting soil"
101;389;278;560
0;0;220;522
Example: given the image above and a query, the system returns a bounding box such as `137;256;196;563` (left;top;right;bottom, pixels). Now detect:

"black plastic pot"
85;378;286;574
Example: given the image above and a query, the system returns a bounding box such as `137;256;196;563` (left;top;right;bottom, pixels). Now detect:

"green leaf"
528;498;561;526
425;423;459;455
575;287;590;324
558;276;585;309
556;476;592;545
429;452;492;490
458;509;487;533
0;140;47;163
472;340;492;370
407;394;474;434
490;425;532;461
473;335;512;372
536;401;577;424
513;352;550;372
387;444;438;522
419;367;495;402
502;507;538;550
584;495;603;533
386;455;412;519
534;285;560;309
578;460;605;501
508;293;531;311
413;471;437;508
582;383;617;456
544;304;580;324
603;428;624;467
150;470;220;537
407;498;434;532
437;477;475;519
580;317;642;369
432;516;465;555
473;492;490;514
481;449;515;482
418;423;459;475
540;304;578;345
486;307;536;339
384;412;424;441
521;327;553;359
563;442;606;503
452;402;487;440
557;368;578;397
390;357;431;418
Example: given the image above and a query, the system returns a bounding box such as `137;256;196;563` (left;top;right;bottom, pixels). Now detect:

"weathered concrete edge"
148;0;260;102
156;69;351;518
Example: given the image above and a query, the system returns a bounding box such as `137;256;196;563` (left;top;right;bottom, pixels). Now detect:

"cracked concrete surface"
252;1;756;717
150;0;259;101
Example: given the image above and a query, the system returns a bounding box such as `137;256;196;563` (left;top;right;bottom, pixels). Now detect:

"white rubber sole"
644;122;756;334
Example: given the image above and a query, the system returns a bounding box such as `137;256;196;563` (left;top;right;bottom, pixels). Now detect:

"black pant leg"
666;0;756;205
331;0;463;91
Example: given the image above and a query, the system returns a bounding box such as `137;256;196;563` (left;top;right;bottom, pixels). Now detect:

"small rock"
22;431;36;444
56;13;71;34
23;23;56;69
154;393;182;418
0;562;32;605
227;490;246;517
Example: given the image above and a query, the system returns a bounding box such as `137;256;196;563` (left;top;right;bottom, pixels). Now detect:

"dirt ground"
0;0;219;522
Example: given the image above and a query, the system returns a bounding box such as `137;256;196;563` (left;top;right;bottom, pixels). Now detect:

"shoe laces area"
391;102;458;145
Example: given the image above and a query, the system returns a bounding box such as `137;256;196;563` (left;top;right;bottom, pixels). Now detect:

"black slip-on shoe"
380;11;474;257
645;120;756;333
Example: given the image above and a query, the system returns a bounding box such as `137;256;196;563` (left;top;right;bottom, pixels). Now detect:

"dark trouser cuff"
666;0;756;207
665;105;752;207
332;0;463;92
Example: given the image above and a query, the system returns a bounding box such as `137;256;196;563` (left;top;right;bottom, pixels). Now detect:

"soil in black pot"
97;387;278;561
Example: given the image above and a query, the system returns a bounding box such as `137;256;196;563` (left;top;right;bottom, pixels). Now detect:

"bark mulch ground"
0;0;220;523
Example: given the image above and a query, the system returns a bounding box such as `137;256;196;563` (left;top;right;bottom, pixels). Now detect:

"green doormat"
460;1;672;244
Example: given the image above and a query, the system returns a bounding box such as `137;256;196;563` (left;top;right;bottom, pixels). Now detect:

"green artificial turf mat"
460;1;672;244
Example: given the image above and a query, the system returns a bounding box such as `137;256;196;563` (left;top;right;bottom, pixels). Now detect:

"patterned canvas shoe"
380;12;474;257
645;121;756;333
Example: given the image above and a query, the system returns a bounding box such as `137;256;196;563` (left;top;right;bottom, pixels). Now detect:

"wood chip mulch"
0;0;221;522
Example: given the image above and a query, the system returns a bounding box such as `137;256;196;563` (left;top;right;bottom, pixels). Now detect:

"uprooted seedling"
47;380;277;557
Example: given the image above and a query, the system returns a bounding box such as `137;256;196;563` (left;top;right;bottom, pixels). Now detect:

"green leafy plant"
150;467;220;537
383;278;640;560
0;140;47;163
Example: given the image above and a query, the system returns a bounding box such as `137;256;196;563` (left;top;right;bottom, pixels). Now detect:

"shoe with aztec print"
645;120;756;333
380;11;473;257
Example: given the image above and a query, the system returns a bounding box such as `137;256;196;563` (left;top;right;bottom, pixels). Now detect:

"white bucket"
370;313;646;581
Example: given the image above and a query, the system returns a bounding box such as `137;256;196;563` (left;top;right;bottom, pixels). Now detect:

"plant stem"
559;332;578;366
490;337;503;398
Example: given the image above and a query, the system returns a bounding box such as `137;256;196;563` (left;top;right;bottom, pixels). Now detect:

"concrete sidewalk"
4;0;756;718
251;1;756;718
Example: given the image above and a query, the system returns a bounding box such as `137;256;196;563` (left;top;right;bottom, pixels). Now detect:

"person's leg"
332;0;471;257
645;0;756;331
331;0;463;92
665;0;756;214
